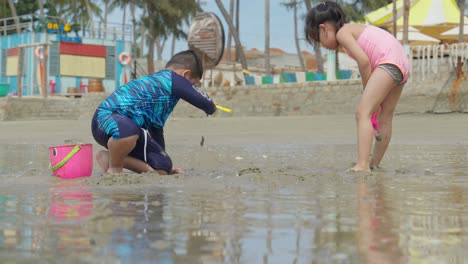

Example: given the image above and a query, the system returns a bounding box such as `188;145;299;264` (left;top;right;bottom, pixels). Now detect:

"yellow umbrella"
364;0;404;25
392;0;466;37
365;0;465;38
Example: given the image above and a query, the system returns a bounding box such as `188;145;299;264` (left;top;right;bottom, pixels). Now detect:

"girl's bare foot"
96;150;110;173
347;165;371;173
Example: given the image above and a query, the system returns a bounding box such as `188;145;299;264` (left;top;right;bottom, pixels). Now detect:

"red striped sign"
6;47;18;56
60;43;107;57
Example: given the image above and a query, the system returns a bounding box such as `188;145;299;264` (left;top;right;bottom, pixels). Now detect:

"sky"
110;0;309;61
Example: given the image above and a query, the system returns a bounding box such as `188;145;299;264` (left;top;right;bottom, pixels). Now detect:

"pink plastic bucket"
49;144;93;179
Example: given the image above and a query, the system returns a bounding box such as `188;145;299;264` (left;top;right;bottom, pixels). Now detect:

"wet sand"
0;113;467;263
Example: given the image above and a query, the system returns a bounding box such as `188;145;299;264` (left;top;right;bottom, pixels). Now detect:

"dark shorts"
91;112;172;173
378;63;404;85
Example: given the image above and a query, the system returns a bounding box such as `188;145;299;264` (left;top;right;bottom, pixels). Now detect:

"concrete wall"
0;56;467;121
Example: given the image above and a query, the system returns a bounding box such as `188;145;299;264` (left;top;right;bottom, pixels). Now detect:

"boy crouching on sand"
91;50;216;175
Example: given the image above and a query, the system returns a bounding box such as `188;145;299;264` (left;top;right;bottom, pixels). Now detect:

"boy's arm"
172;74;216;115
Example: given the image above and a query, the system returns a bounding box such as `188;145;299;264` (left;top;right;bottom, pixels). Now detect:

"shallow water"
0;141;467;263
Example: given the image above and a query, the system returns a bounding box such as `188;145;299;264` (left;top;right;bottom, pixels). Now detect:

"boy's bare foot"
96;150;110;173
106;167;124;174
171;168;184;174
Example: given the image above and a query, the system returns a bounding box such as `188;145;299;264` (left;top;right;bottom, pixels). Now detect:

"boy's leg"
128;130;174;175
107;135;138;173
350;68;396;172
370;84;404;168
92;112;142;174
96;150;169;175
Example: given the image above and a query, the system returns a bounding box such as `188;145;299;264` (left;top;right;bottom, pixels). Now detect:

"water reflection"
357;176;406;264
0;143;467;263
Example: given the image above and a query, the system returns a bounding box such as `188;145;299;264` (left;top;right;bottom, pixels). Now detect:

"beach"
0;113;467;263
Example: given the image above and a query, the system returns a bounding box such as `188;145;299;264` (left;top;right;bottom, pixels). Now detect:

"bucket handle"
50;145;81;171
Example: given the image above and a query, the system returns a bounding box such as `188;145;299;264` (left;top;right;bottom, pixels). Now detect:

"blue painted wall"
0;32;131;96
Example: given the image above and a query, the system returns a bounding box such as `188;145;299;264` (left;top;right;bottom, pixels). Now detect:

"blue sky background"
111;0;310;61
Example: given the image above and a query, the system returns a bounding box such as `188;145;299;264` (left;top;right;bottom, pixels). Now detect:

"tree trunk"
235;0;241;63
121;5;127;41
147;8;155;74
215;0;248;70
458;0;465;44
171;35;176;57
155;36;165;61
402;0;409;45
103;1;109;38
7;0;20;34
130;2;138;57
226;0;234;62
85;0;95;37
303;0;311;11
147;37;155;73
392;0;397;37
304;0;323;73
265;0;271;75
38;0;45;33
294;1;306;72
140;9;147;58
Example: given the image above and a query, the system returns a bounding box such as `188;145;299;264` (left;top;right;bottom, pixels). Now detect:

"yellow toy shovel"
216;105;232;113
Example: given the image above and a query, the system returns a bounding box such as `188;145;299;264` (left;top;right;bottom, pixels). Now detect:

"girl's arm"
336;25;371;88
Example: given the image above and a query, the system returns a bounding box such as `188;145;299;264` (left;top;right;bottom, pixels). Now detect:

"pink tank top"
345;25;410;84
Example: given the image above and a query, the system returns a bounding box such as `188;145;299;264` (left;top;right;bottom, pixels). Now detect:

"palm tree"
84;0;97;37
283;0;306;72
129;1;144;57
214;0;248;70
7;0;20;34
100;0;115;38
226;0;235;62
113;0;133;41
57;0;101;37
303;0;323;73
143;0;200;73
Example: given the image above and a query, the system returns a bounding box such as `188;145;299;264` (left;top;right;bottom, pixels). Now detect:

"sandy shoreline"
1;113;468;145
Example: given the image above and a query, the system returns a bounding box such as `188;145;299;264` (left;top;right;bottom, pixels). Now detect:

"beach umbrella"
439;24;468;41
396;26;441;45
365;0;466;38
393;0;467;38
364;0;405;25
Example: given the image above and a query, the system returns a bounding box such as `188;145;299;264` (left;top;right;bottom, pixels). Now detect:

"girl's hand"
171;168;184;174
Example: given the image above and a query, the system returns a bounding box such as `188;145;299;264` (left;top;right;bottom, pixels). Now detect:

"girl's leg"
350;68;396;172
370;84;404;168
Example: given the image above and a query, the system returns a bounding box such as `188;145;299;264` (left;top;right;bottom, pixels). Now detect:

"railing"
131;59;148;80
0;14;132;41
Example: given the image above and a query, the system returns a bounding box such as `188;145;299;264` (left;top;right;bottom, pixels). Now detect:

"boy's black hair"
165;50;204;80
304;1;348;47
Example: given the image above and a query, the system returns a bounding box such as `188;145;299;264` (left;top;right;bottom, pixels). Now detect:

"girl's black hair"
304;1;348;47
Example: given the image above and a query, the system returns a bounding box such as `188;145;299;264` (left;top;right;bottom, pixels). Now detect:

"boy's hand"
171;168;184;174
